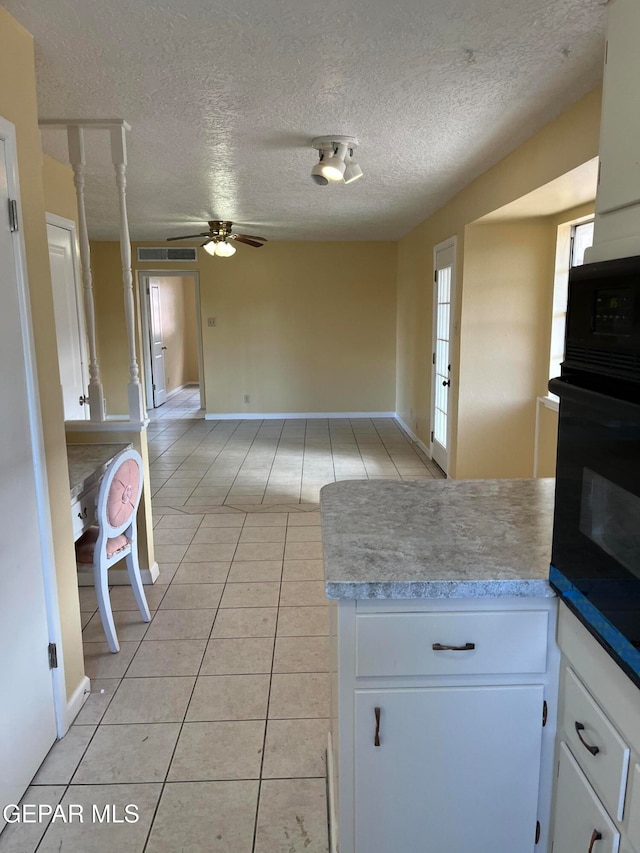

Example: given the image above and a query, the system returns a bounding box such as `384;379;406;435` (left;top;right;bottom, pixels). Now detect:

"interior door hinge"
432;352;436;365
434;269;437;282
48;642;58;669
8;199;19;232
542;700;548;727
430;430;434;442
535;821;541;844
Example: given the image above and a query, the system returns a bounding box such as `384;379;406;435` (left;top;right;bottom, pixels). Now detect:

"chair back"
97;448;144;539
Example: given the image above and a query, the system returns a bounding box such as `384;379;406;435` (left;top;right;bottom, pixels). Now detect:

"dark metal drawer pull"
374;707;381;747
588;829;602;852
432;642;475;652
575;722;600;756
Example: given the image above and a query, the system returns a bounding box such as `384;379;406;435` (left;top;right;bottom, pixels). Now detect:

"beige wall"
396;87;602;478
151;275;198;395
42;154;78;223
0;8;84;700
456;220;556;478
90;241;132;414
92;241;397;416
198;242;396;414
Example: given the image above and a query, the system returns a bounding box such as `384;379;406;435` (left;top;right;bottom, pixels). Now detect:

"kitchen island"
321;477;559;853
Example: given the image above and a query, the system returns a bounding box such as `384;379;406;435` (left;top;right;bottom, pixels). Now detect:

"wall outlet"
207;317;216;327
244;394;250;404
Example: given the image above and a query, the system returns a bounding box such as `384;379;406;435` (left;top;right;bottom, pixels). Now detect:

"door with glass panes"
431;241;455;473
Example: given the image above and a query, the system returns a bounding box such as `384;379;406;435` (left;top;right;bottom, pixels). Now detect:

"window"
549;217;594;384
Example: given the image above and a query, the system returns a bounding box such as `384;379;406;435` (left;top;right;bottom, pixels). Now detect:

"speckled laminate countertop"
320;478;556;600
67;443;132;500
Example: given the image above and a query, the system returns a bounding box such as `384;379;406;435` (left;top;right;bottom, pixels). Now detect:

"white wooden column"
66;126;105;422
110;124;144;423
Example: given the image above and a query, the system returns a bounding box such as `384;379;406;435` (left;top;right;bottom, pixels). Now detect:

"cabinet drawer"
71;485;98;539
562;667;630;822
553;742;620;853
355;609;549;677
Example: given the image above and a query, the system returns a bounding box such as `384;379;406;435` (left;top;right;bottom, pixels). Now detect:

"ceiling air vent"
137;247;198;262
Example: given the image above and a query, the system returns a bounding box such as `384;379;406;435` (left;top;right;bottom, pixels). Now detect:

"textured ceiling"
5;0;607;241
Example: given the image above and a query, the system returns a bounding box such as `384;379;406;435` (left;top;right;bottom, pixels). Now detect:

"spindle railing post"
110;124;144;423
67;126;105;422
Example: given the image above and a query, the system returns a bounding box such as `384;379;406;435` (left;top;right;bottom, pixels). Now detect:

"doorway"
47;213;89;421
139;271;204;412
430;237;456;475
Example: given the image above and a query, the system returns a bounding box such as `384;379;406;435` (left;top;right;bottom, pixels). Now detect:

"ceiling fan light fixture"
214;240;236;257
310;136;361;186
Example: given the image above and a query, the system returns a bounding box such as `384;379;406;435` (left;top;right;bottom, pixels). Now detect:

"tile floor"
1;388;442;853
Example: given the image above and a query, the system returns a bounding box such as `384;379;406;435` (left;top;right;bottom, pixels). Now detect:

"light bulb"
319;143;348;181
344;155;363;184
214;241;236;257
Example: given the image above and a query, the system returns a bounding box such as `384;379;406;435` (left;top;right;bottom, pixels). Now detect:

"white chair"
75;448;150;652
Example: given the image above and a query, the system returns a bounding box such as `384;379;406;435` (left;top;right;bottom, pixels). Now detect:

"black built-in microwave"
549;255;640;687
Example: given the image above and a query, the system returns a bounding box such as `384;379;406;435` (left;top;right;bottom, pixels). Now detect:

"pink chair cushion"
107;458;141;528
75;525;130;563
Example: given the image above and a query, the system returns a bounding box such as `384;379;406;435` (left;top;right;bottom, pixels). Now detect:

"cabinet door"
553;742;620;853
354;685;544;853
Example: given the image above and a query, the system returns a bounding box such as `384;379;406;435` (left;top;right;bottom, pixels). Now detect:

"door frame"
0;115;67;737
430;236;457;477
138;270;205;412
46;212;90;420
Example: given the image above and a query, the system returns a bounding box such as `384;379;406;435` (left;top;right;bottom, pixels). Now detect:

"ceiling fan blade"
166;232;211;241
232;236;265;248
236;233;267;243
200;238;214;246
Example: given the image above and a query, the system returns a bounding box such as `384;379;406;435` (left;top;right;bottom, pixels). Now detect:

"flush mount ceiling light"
311;136;363;186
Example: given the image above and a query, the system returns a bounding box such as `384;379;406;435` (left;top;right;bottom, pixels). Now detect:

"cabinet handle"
432;642;475;651
374;707;381;747
587;829;602;852
575;722;600;756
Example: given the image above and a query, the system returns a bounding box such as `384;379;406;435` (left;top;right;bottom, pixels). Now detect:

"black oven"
549;255;640;687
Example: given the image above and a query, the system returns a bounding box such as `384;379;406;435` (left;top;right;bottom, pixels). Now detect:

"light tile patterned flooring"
1;387;442;853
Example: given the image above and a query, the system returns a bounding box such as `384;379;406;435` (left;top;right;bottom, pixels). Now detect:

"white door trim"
46;212;90;419
0;115;68;737
137;270;204;412
430;236;457;477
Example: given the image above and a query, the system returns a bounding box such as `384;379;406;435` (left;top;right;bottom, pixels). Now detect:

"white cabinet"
553;743;620;853
551;605;640;853
330;597;560;853
354;685;544;853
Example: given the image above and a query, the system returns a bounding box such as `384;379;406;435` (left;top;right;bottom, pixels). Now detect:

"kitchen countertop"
67;443;132;500
320;478;556;600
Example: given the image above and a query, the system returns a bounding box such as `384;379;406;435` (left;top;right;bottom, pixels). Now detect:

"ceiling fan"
166;220;267;257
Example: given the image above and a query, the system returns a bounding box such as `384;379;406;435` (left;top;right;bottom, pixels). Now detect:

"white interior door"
149;282;167;407
431;241;455;473
47;219;89;420
0;130;58;832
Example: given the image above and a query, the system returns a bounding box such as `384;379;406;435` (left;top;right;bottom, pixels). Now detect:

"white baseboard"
394;413;432;459
77;561;160;586
65;675;91;732
205;411;396;421
327;731;338;853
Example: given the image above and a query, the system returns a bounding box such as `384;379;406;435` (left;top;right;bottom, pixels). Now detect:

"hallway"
1;407;441;853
